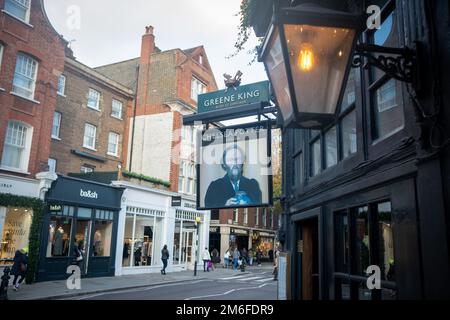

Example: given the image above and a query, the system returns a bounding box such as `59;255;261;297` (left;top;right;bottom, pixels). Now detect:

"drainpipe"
128;64;140;172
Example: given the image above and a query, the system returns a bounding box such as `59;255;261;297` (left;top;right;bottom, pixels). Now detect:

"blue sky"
43;0;268;89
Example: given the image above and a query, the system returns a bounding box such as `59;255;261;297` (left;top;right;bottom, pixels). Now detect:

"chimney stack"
141;25;155;64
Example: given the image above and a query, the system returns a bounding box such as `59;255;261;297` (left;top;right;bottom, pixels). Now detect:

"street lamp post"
194;217;202;277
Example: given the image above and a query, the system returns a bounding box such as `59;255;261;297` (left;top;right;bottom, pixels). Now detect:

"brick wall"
0;0;66;177
50;59;133;175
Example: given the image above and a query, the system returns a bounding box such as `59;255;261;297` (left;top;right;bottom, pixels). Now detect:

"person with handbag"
73;240;84;267
202;248;211;272
11;247;28;291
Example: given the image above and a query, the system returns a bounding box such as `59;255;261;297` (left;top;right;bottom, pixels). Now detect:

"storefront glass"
122;211;163;267
93;210;114;257
0;207;33;264
173;220;181;265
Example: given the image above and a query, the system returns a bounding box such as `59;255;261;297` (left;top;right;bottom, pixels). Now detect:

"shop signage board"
197;122;273;210
197;81;270;114
171;196;182;207
0;174;39;198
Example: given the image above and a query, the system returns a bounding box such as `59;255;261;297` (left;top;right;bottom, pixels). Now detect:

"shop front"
229;228;249;251
113;181;210;275
251;231;276;259
0;173;46;267
209;226;221;252
37;176;124;281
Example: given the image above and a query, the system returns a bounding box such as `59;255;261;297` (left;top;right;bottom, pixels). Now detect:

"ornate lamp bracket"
352;43;417;85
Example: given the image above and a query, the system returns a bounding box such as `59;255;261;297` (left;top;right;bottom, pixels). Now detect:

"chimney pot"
145;26;154;35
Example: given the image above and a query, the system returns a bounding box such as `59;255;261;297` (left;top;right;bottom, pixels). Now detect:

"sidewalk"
6;263;274;300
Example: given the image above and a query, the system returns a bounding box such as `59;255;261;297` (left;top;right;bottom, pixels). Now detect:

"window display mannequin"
53;226;64;256
123;240;130;266
47;224;55;257
93;230;102;256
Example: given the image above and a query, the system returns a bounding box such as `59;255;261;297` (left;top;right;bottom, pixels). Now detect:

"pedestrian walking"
232;247;240;270
256;249;262;266
73;240;84;267
202;248;211;272
11;247;28;291
223;249;231;268
161;245;169;275
248;248;254;266
242;247;248;265
211;248;219;268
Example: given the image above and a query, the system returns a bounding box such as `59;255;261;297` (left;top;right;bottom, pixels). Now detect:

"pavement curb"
24;277;210;301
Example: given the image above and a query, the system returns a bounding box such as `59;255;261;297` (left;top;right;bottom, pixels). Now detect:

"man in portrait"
204;144;262;208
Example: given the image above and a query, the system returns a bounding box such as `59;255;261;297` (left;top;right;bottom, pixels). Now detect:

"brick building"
95;26;218;193
49;56;134;175
0;0;66;267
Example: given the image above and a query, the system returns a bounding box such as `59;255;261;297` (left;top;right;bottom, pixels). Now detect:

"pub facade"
248;0;450;299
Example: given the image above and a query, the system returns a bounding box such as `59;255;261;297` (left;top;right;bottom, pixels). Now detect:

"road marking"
218;275;250;280
73;279;211;300
184;282;273;300
237;276;264;281
256;278;274;283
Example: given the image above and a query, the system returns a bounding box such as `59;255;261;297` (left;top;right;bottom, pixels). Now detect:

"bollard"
0;267;11;300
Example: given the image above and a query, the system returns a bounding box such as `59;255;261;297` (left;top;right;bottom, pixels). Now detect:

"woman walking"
223;248;231;268
202;248;211;272
161;245;169;275
11;247;28;291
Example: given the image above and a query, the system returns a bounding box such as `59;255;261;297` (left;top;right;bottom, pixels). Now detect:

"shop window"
4;0;31;23
334;201;396;300
0;207;33;264
123;212;164;267
57;74;66;96
1;121;33;173
325;126;338;169
12;53;38;100
47;216;72;257
93;210;113;257
173;220;181;265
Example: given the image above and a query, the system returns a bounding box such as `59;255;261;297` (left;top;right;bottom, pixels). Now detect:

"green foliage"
0;193;45;284
122;170;171;188
227;0;261;64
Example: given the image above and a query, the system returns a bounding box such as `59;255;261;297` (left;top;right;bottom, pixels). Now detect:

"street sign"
197;81;270;113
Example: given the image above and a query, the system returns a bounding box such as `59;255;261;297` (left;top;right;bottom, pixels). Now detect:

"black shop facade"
37;176;124;281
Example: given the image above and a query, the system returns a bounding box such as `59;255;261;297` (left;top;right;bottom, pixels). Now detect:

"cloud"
43;0;267;87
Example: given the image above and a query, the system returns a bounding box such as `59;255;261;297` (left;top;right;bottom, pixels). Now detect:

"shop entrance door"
75;219;92;275
296;218;319;300
181;229;195;269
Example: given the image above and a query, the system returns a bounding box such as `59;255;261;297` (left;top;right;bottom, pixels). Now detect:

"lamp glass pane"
284;24;356;115
265;27;293;122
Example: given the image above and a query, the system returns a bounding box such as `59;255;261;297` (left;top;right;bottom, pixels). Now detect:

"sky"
43;0;268;89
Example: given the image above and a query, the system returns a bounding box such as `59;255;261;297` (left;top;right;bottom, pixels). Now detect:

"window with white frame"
255;208;259;226
190;77;206;102
57;74;66;96
178;162;185;193
87;88;101;110
48;158;56;173
244;208;248;225
80;165;94;174
83;123;96;150
187;163;196;195
111;99;123;119
4;0;31;23
107;132;119;156
233;209;238;223
52;112;61;139
1;121;32;172
270;210;274;228
12;53;38;100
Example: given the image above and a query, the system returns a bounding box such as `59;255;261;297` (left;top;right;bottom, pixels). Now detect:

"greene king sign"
198;81;270;113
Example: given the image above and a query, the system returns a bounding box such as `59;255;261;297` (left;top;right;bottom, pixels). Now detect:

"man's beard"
227;165;242;182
